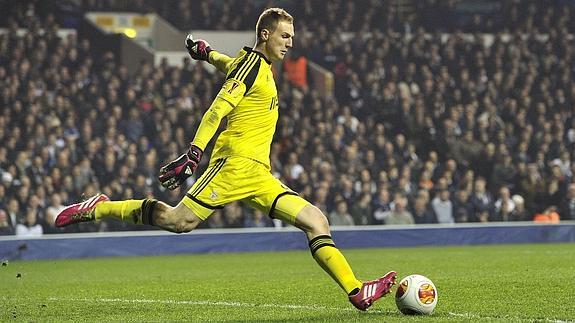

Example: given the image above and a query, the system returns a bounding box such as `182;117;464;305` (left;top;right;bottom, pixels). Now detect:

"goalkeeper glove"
185;34;212;61
158;145;203;190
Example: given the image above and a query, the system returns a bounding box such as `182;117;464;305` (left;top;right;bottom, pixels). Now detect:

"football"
395;274;438;315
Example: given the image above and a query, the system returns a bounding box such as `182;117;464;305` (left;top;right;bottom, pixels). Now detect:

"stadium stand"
0;0;574;236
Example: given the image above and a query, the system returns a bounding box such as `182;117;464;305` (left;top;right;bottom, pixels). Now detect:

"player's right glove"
185;34;212;61
158;145;203;190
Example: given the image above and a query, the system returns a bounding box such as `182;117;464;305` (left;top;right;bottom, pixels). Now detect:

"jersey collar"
244;46;272;65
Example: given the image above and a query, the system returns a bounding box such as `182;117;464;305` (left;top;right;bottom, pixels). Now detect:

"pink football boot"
349;271;397;311
55;193;109;227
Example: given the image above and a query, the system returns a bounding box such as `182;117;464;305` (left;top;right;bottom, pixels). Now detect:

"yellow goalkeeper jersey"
192;47;279;169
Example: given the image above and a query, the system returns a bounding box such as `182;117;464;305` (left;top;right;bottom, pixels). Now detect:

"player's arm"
191;75;249;148
158;78;247;190
190;95;235;150
185;34;233;74
208;51;234;75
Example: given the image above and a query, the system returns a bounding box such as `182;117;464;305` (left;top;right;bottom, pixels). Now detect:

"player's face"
265;20;294;62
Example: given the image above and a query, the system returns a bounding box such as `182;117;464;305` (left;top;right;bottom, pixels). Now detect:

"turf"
1;243;574;322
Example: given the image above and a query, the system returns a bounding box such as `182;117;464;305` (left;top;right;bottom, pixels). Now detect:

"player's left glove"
158;145;203;190
185;34;212;61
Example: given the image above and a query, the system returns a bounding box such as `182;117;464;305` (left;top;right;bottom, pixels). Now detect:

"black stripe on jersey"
242;57;261;94
227;53;254;81
268;191;299;219
226;53;251;80
226;53;261;95
189;159;222;196
190;158;226;196
186;194;224;210
236;53;258;81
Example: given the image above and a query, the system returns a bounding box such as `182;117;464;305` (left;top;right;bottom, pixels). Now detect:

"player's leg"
54;193;203;233
273;194;397;310
138;199;204;234
54;159;232;231
246;175;366;296
97;198;204;233
271;195;363;294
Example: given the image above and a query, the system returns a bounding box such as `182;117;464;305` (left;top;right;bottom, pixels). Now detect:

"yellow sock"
309;235;362;294
95;200;144;223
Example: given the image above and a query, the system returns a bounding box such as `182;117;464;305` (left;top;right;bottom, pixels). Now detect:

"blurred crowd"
23;0;573;34
1;0;575;237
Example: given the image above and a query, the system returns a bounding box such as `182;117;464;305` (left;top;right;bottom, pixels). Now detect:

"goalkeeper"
55;8;396;311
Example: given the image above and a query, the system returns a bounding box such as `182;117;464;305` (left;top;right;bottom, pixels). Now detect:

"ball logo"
396;280;408;298
418;283;436;304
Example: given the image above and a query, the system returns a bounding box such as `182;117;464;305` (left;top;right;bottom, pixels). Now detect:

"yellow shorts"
182;156;309;224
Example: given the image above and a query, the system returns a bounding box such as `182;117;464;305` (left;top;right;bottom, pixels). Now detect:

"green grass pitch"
1;243;574;322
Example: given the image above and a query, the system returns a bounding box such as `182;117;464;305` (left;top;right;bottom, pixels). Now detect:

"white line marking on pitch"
47;297;384;313
42;298;574;322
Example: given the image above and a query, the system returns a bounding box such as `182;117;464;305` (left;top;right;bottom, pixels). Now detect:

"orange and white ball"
395;274;438;315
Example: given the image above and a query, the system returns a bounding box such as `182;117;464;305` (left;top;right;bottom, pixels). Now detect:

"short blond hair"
256;8;293;43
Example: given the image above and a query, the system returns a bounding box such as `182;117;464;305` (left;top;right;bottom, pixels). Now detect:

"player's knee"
296;205;330;236
155;206;201;234
313;212;330;234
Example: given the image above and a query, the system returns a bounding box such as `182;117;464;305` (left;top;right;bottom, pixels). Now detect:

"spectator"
44;192;66;233
475;143;497;181
283;49;308;91
5;198;21;229
328;200;354;226
410;192;437;224
382;193;414;225
0;209;14;235
16;208;43;237
431;189;454;224
285;152;305;182
533;207;560;224
494;186;516;221
372;188;391;225
350;193;373;225
452;189;474;223
510;194;529;221
559;184;575;220
490;154;517;192
470;177;494;222
518;164;547;215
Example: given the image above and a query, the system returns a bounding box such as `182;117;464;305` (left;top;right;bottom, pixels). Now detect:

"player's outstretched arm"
185;34;233;75
159;53;251;190
158;96;234;190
